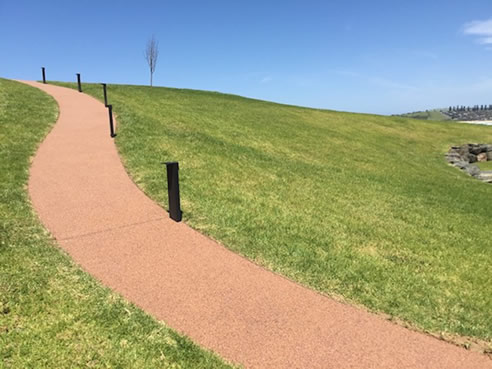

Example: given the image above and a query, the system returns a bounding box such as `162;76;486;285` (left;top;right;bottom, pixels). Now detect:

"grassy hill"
52;82;491;347
0;79;234;368
397;109;450;121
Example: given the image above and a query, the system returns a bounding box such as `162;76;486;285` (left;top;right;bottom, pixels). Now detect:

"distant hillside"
396;109;450;121
444;105;492;121
398;105;492;122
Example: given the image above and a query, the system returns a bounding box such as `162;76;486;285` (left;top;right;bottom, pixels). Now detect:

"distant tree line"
448;105;492;112
444;104;492;121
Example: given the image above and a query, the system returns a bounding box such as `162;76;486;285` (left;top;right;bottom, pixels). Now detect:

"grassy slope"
477;161;492;171
53;82;491;345
0;79;234;368
399;110;450;121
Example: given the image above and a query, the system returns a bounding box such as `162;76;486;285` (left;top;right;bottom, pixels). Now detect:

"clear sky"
1;0;492;114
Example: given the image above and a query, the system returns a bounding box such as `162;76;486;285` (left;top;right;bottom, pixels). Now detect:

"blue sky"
1;0;492;114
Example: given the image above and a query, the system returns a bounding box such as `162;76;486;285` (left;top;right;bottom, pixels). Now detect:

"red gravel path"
23;81;491;369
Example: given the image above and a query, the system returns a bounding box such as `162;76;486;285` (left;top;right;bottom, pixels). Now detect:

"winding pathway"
24;81;491;369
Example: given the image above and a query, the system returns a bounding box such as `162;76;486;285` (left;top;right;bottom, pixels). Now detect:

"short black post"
101;83;108;107
107;104;116;137
76;73;82;92
41;67;46;84
165;162;182;222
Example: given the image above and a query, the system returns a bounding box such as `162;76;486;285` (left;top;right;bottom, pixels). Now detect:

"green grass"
399;110;450;121
0;79;235;368
476;161;492;171
52;82;492;346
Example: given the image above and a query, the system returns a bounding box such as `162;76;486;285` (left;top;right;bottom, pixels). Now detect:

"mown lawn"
0;79;235;368
53;82;491;347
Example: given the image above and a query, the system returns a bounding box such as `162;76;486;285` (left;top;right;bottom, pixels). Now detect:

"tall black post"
76;73;82;92
101;83;108;107
41;67;46;84
165;162;182;222
107;104;116;138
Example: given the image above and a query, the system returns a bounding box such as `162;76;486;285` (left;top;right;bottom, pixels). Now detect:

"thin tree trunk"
145;35;158;87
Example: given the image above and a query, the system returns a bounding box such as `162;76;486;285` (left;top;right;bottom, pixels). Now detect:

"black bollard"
165;162;182;222
101;83;108;107
76;73;82;92
107;104;116;138
42;67;46;84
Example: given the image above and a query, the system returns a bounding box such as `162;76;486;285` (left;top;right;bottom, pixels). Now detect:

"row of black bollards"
97;78;182;221
39;67;182;222
40;67;83;92
40;68;111;135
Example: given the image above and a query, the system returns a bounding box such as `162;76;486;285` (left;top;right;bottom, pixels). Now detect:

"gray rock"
454;161;469;169
447;159;462;165
447;144;492;184
446;153;461;161
464;165;480;176
459;145;470;156
469;145;485;155
477;171;492;183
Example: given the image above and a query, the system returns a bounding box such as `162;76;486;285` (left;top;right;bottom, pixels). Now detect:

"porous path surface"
24;80;491;369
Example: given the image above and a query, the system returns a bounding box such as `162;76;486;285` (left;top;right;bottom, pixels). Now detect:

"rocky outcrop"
445;144;492;183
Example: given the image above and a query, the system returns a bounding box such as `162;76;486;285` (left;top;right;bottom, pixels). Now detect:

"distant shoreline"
458;120;492;126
